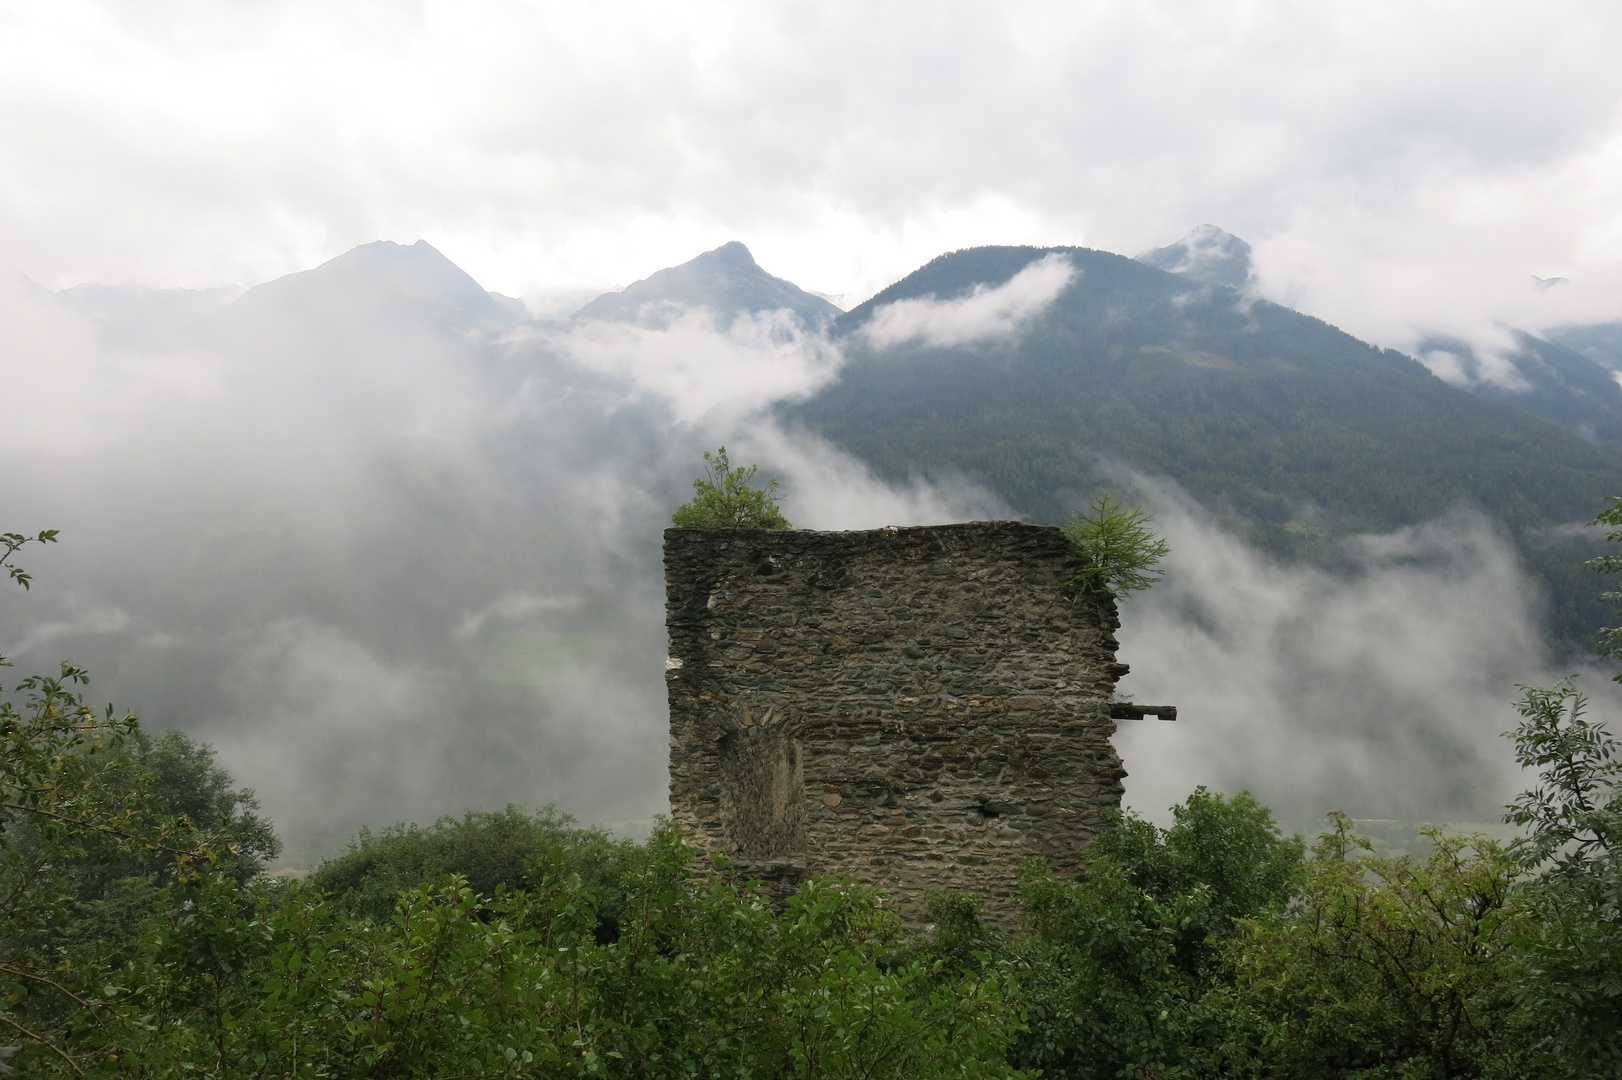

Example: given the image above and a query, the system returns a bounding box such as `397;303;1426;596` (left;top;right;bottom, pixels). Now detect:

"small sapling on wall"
1062;493;1170;595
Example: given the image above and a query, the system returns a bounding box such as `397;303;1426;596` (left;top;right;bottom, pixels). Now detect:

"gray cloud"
0;255;1004;863
3;247;1606;862
1111;479;1613;830
5;1;1622;354
453;593;585;642
1419;340;1533;393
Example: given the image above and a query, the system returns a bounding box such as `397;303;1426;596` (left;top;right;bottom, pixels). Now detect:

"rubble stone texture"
665;521;1130;925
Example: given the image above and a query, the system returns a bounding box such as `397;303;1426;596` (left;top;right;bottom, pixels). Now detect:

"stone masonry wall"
665;521;1130;925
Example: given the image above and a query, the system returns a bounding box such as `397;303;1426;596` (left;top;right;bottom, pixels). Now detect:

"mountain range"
25;228;1622;848
46;232;1622;648
558;231;1622;646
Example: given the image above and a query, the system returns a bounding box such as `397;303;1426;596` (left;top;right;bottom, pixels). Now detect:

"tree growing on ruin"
1062;493;1170;595
672;446;792;529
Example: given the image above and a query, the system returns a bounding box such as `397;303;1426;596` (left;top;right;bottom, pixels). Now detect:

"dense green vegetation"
786;246;1622;645
8;713;1617;1078
310;806;638;941
4;523;1620;1077
5;686;1620;1076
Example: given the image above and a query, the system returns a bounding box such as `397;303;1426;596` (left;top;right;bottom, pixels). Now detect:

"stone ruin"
664;521;1174;925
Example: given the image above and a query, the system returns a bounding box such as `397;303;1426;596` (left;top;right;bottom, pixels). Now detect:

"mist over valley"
5;233;1618;864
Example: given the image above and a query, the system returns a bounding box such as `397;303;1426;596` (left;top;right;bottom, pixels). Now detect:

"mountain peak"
572;241;839;331
696;240;759;270
214;239;527;335
1137;225;1254;289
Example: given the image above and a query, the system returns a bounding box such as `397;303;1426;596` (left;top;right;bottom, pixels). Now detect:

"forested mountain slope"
1139;226;1622;448
1419;329;1622;446
786;245;1622;644
1549;320;1622;374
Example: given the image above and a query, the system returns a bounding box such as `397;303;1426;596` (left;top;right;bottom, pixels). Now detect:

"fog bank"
2;245;1604;864
1112;484;1611;830
0;247;1004;862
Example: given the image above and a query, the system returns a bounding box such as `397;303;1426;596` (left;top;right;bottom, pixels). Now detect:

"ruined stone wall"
665;521;1129;925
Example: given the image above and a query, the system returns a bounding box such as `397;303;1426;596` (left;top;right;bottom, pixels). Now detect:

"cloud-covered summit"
1137;225;1254;289
221;240;530;335
855;253;1075;348
573;241;841;332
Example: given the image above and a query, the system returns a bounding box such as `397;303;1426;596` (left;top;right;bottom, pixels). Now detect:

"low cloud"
1418;338;1535;393
453;593;584;641
5;250;1611;866
718;422;1011;531
1111;480;1609;830
540;306;843;423
0;262;1007;863
5;604;133;658
860;254;1076;348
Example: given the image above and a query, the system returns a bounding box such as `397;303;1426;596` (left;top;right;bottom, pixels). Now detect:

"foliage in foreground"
8;521;1622;1078
903;782;1604;1080
6;829;1022;1077
1217;815;1543;1080
996;789;1302;1080
1505;680;1622;1077
309;805;637;939
7;690;1616;1079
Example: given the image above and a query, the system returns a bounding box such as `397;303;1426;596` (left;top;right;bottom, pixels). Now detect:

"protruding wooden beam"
1109;703;1178;721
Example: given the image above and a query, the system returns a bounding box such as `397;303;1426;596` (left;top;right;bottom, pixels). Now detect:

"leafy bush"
671;446;792;529
15;726;280;979
1505;680;1622;1077
3;531;259;1067
18;827;1026;1078
0;660;233;1074
1004;788;1300;1080
1092;787;1303;965
310;805;637;941
1216;815;1543;1080
1061;493;1171;595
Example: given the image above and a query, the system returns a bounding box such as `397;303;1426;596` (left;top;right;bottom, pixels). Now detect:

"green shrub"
1006;788;1299;1080
30;827;1027;1078
1504;680;1622;1078
1216;816;1544;1080
1061;493;1170;595
310;805;636;940
671;446;792;529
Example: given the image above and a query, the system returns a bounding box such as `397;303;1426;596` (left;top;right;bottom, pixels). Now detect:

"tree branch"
0;1013;83;1076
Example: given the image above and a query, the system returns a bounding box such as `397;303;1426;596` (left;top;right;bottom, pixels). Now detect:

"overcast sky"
6;0;1622;343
